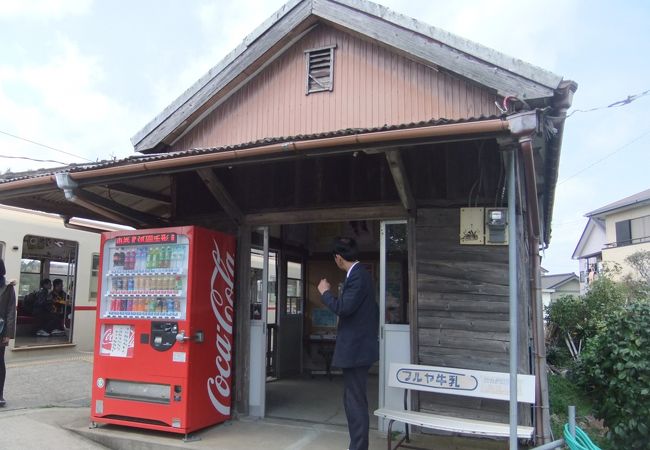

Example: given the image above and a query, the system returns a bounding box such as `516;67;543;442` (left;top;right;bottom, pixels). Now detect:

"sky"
1;0;649;274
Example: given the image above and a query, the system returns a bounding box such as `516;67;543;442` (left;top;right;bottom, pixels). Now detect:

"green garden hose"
563;423;601;450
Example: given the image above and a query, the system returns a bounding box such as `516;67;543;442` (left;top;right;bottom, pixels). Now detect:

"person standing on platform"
0;258;17;407
317;237;379;450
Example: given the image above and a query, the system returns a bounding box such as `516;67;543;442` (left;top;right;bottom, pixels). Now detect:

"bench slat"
374;408;534;439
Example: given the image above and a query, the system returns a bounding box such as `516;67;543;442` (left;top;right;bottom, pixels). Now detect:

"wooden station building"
0;0;576;444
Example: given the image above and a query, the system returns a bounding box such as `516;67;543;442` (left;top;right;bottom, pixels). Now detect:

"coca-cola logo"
206;238;235;416
101;327;113;353
100;325;135;356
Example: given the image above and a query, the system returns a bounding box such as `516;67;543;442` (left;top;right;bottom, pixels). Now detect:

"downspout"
507;110;551;444
508;111;550;443
507;149;519;450
533;81;577;443
55;173;135;226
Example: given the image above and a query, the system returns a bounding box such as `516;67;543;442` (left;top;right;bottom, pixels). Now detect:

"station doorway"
247;220;411;429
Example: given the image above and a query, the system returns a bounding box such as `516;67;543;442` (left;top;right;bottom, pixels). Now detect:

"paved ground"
1;349;505;450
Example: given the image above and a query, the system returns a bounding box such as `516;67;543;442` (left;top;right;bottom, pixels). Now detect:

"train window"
50;260;76;293
89;253;100;302
19;259;42;297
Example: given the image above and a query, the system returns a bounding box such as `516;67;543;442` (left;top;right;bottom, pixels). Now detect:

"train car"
0;204;129;354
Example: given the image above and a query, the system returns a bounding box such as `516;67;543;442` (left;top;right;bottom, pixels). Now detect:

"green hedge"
577;301;650;449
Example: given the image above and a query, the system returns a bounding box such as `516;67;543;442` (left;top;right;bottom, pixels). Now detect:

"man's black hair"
52;278;64;289
333;236;359;262
40;278;51;288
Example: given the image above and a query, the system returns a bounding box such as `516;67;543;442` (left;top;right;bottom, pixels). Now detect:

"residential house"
541;272;580;308
573;188;650;292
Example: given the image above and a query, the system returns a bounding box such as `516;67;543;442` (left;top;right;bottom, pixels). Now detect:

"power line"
558;128;650;185
0;154;67;165
566;89;649;118
0;129;93;162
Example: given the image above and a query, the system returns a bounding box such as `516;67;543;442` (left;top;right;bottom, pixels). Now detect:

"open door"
378;220;411;431
277;257;304;377
248;227;269;417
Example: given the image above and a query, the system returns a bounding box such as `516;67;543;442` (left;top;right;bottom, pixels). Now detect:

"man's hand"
317;278;331;295
2;337;10;345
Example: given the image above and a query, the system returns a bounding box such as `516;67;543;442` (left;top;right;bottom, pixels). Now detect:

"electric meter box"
460;208;485;245
485;208;509;245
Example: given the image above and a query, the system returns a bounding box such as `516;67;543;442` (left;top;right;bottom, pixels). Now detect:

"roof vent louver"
305;45;336;94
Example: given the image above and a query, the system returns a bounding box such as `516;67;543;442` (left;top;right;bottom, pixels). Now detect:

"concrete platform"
1;349;507;449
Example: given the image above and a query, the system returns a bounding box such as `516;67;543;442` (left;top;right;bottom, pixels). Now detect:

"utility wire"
558;128;650;185
0;154;67;165
566;89;649;118
0;129;93;162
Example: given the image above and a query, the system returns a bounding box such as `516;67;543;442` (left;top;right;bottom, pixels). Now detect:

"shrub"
545;278;627;362
577;301;650;449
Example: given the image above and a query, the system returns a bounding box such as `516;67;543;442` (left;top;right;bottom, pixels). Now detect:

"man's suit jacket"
320;263;379;368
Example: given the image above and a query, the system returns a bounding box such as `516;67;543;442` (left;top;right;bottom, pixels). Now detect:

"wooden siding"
415;208;532;424
170;24;500;151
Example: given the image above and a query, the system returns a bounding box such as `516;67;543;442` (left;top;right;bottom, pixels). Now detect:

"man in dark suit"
318;237;379;450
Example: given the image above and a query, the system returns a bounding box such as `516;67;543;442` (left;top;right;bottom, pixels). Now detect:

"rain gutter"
0;118;510;193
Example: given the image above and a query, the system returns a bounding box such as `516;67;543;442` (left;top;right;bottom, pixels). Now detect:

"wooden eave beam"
196;168;243;225
244;203;407;226
385;150;416;214
104;183;172;204
75;189;166;228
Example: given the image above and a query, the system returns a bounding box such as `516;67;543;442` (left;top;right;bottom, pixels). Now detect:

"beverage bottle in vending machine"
159;247;166;269
171;245;183;269
112;250;121;268
165;246;172;268
127;250;134;270
138;247;145;271
175;276;183;291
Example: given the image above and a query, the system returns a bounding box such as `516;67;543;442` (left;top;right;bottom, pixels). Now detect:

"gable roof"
131;0;565;153
585;188;650;219
541;273;579;290
572;217;606;259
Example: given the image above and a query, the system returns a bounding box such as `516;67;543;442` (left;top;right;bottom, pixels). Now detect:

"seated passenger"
33;279;64;337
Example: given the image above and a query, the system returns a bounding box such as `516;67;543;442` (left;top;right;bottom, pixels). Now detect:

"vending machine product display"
91;226;236;435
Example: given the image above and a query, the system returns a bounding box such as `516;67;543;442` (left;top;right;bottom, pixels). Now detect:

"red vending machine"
91;226;236;435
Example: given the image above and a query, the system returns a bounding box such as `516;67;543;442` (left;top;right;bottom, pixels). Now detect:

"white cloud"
0;0;92;19
0;36;142;173
150;0;292;112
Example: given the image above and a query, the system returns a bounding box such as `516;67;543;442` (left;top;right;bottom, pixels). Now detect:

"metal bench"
374;363;536;449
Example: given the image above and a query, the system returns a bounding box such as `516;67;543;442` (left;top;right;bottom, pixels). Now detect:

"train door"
15;235;78;347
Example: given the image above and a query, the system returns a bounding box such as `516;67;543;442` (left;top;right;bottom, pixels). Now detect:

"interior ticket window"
286;261;303;315
385;223;409;324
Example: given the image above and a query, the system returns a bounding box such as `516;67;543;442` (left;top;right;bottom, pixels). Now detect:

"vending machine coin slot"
150;321;178;352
